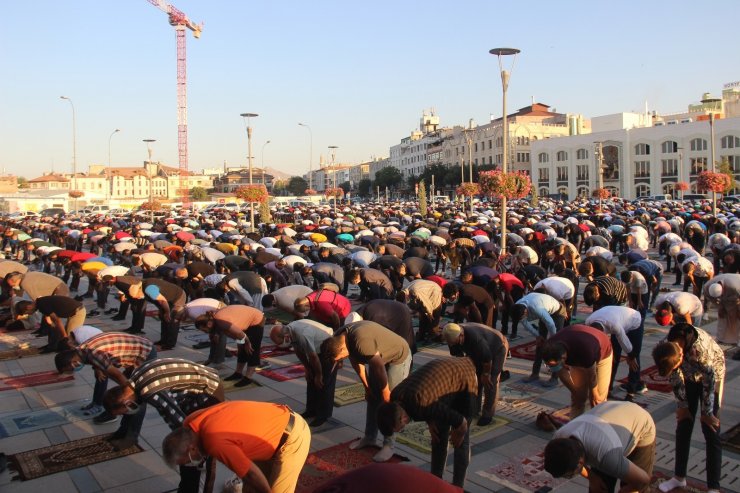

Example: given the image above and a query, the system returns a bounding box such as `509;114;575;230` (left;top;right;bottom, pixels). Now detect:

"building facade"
531;115;740;200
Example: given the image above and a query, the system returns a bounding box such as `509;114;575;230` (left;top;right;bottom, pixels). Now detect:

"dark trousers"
418;306;442;339
674;381;723;489
609;325;644;392
179;457;216;493
532;310;566;376
430;417;471;487
591;440;655;493
207;331;228;364
96;282;110;310
500;286;524;335
92;375;109;406
118;298;146;331
305;355;338;420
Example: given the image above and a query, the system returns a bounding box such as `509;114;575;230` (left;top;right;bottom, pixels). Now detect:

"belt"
274;412;296;455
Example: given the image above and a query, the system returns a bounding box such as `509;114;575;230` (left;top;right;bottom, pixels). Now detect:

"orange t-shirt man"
184;401;290;478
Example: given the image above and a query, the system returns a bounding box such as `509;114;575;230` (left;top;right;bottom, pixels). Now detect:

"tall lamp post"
261;140;272;168
60;96;77;212
708;112;719;215
108;129;121;202
489;47;520;255
328;145;339;213
464;126;474;215
677;146;684;200
298;122;313;191
594;141;605;210
143;139;156;224
240;112;259;232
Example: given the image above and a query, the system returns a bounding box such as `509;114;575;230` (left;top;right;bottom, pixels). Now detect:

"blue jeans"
366;353;412;443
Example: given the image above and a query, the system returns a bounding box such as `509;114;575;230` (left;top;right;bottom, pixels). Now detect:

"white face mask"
185;450;205;470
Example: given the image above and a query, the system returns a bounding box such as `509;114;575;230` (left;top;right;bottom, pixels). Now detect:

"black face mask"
449;345;465;357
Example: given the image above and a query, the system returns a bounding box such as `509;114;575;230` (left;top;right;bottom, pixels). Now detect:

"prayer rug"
296;440;408;493
649;470;707;493
0;346;42;361
333;382;365;407
475;449;568;493
509;340;537;361
499;382;545;406
0;370;74;392
184;332;210;344
260;344;294;358
264;308;295;324
258;363;305;382
721;422;740;454
548;406;572;427
223;378;262;394
7;433;144;481
618;365;672;393
0;400;92;438
396;416;510;454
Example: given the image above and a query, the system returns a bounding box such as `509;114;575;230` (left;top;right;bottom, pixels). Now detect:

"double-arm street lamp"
298;122;313;191
60;96;78;212
328;145;339;213
489;47;520;255
240;112;259;232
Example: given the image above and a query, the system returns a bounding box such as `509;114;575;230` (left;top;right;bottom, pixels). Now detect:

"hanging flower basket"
479;170;531;199
456;182;480;197
68;190;84;199
591;188;610;199
304;189;317;196
675;182;690;191
235;184;269;203
697;171;730;193
324;187;345;198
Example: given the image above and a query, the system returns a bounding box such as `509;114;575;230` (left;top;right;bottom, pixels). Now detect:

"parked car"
681;194;708;201
39;208;66;217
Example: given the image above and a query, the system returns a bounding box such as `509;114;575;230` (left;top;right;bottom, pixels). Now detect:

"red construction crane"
146;0;202;206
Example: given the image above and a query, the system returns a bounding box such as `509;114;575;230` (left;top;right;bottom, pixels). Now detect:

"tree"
719;157;737;193
358;178;372;197
17;177;28;189
373;167;403;191
287;176;309;196
339;181;351;194
259;199;272;224
140;199;162;211
191;186;208;201
418;180;427;217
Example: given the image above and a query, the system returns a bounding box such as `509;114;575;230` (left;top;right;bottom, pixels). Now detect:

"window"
634;161;650;178
635;184;650;197
516;136;530;146
557;166;568;181
721;135;740;149
690;138;707;151
577;185;590;198
690;157;707;174
634;143;650;155
517;152;530;163
495;137;503;147
539;187;549;197
661;141;678;154
576;148;589;160
728;155;740;173
557;186;569;198
538;168;549;182
576;165;589;180
556;151;568;162
661;159;678;177
474;143;478;152
488;140;492;149
538;152;549;164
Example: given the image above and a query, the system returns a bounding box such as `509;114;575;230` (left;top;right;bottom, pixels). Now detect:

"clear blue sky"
1;1;737;179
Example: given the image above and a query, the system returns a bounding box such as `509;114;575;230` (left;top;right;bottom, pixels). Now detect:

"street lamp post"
328;146;339;213
108;129;121;202
240;113;259;232
261;140;271;168
143;139;156;224
709;113;718;215
677;146;684;200
298;123;313;191
464;127;474;215
60;96;77;212
489;47;520;255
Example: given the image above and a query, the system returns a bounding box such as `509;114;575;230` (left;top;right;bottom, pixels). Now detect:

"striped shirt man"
587;276;628;308
128;358;223;428
78;332;153;371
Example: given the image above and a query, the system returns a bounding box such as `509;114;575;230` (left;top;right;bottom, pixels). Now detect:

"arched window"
690;138;707;151
538;152;549;164
663;183;676;196
661;141;678;154
576;185;590;198
721;135;740;149
539;187;549;197
576;148;589;160
634;143;650;155
605;186;619;197
557;186;569;199
556;151;568;162
635;184;650;197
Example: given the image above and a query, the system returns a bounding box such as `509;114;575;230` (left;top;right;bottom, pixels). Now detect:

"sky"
1;1;738;180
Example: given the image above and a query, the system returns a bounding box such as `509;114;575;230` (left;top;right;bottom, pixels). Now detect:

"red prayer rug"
509;340;537;361
0;370;73;392
618;365;672;393
476;449;568;492
258;363;305;382
296;440;408;493
260;344;294;358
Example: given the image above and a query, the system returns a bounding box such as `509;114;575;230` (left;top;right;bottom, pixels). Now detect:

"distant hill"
264;167;295;180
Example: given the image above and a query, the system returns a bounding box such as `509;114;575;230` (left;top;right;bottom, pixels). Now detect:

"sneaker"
477;416;493;427
81;404;103;416
224;372;242;381
93;411;119;424
233;377;254;388
634;384;648;394
111;315;126;321
88;310;100;317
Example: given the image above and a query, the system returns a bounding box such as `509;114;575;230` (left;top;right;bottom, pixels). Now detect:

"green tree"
418;180;427;217
17;177;28;189
374;167;403;191
358;178;372;197
190;186;208;201
339;181;351;194
259;199;272;224
719;157;737;193
287;176;309;196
